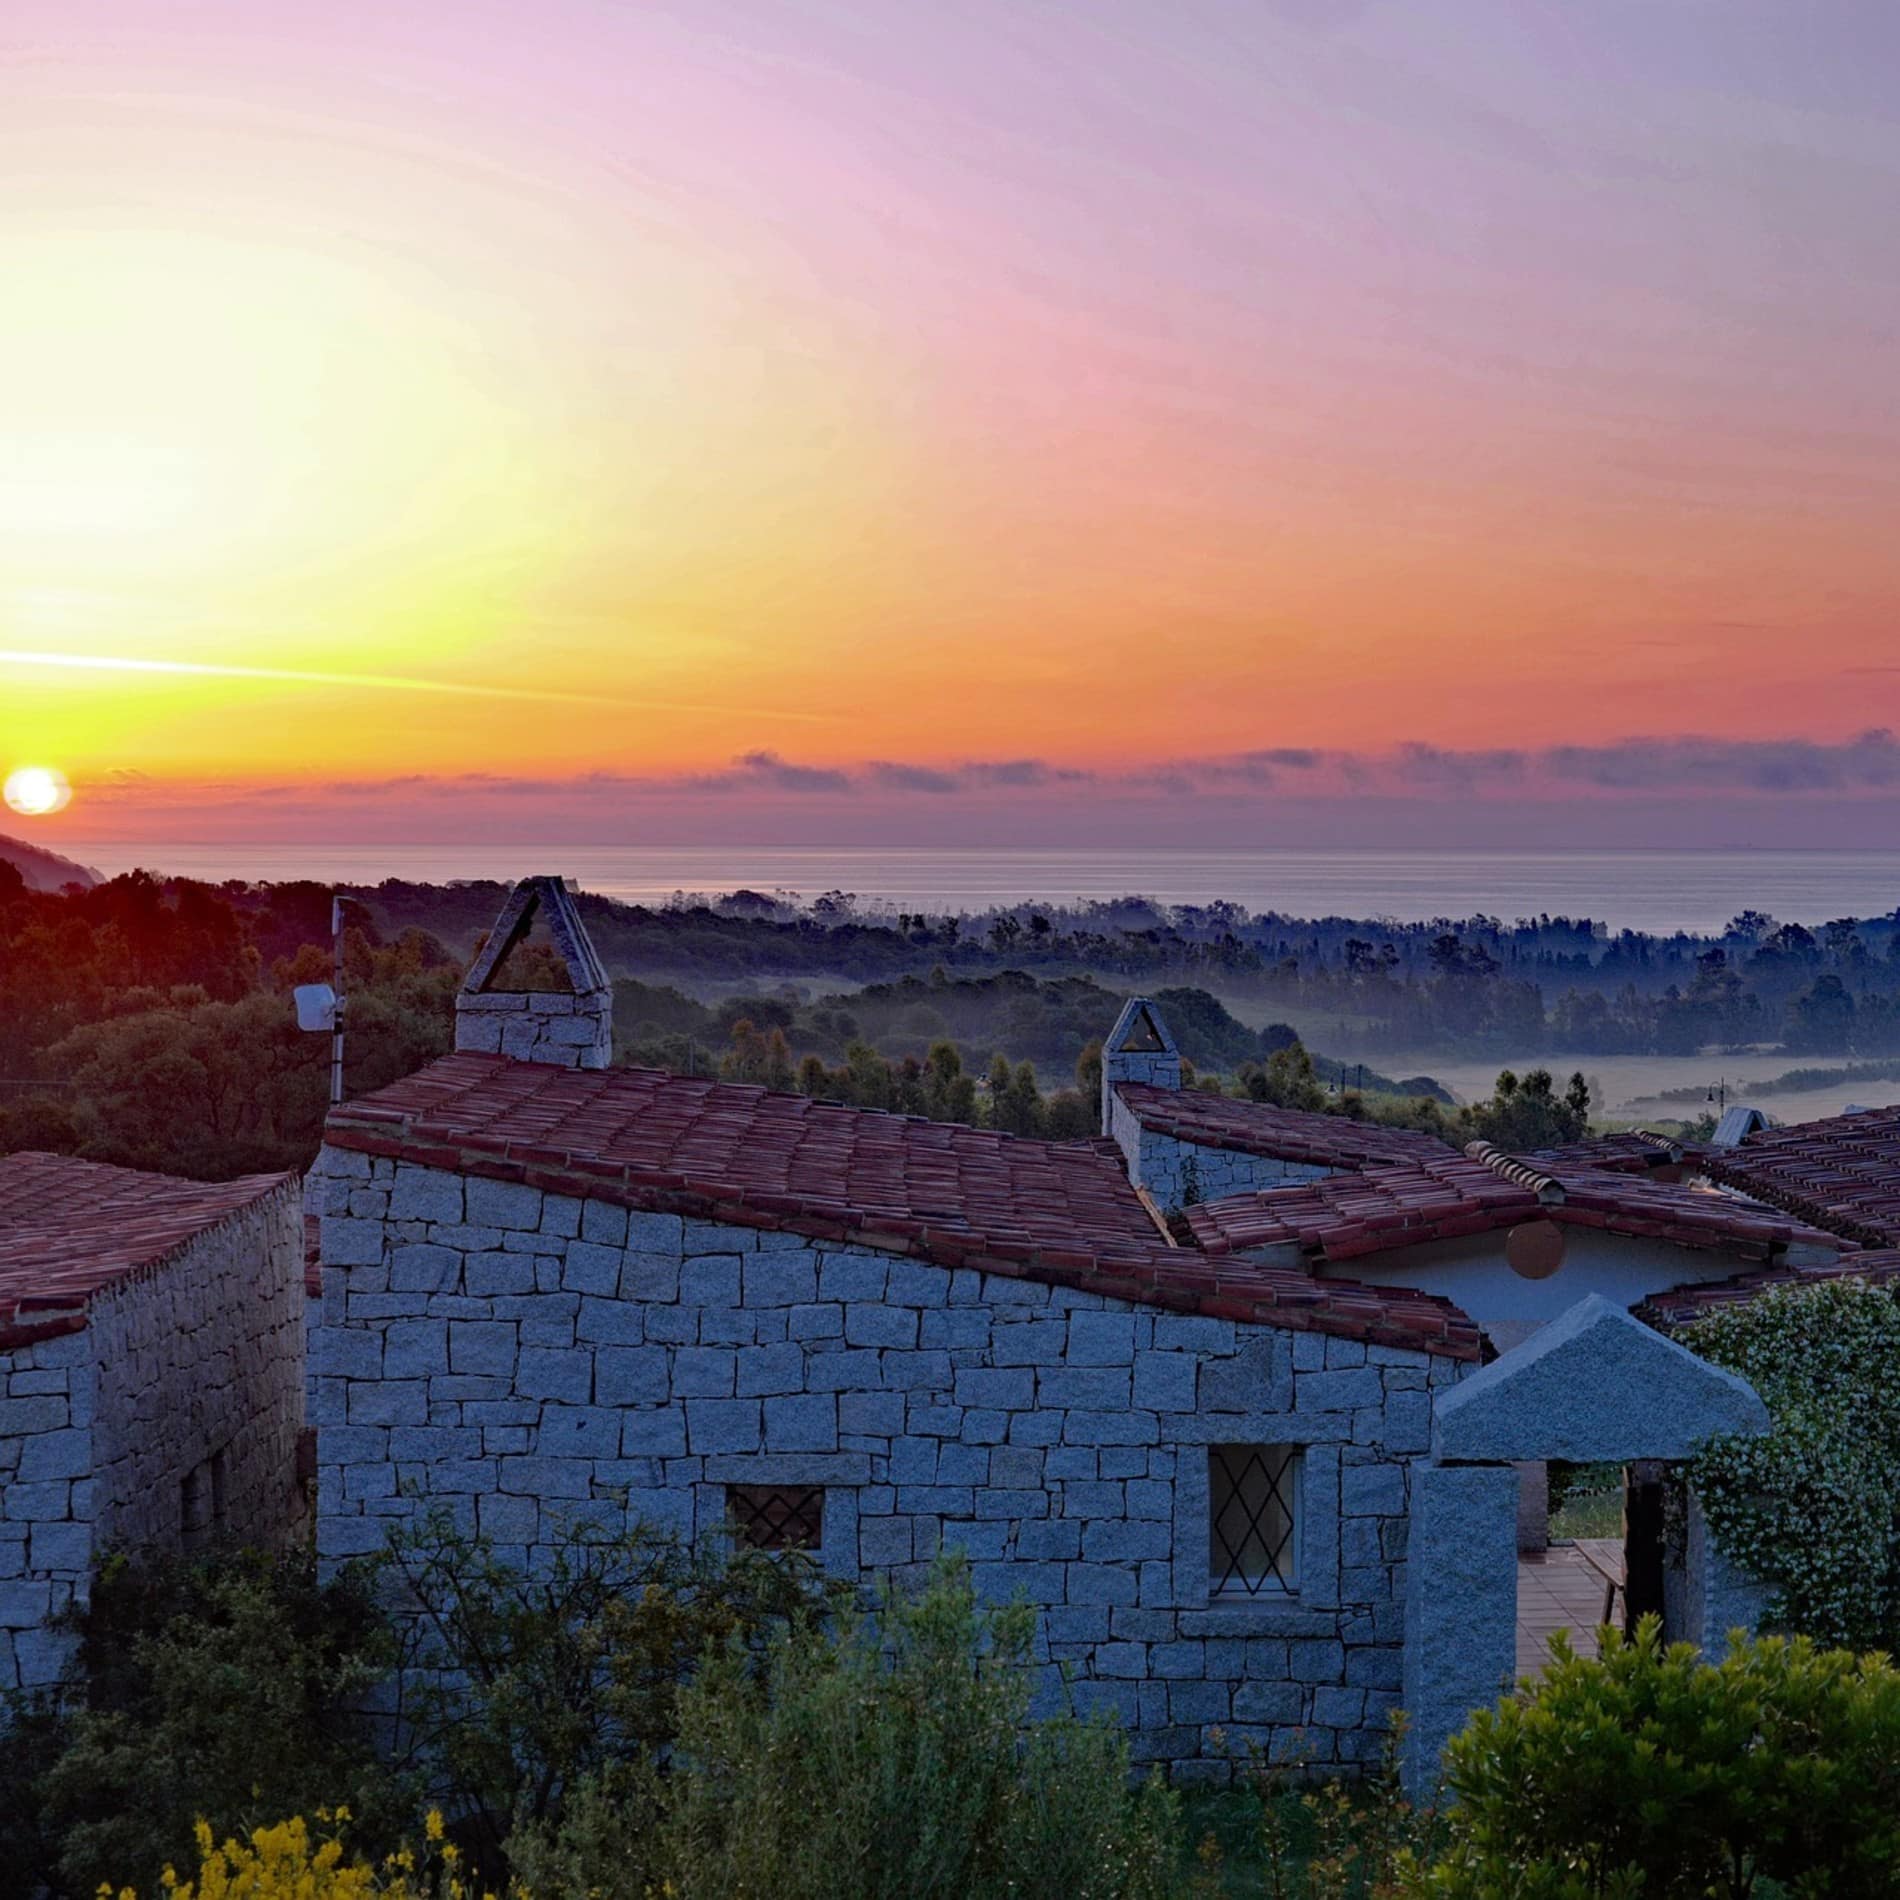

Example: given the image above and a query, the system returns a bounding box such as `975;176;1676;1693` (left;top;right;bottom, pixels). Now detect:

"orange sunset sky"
5;1;1900;850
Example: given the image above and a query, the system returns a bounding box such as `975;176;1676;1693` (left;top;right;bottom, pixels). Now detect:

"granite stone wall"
316;1150;1466;1775
0;1179;305;1695
88;1181;307;1556
1106;1093;1332;1214
0;1329;95;1692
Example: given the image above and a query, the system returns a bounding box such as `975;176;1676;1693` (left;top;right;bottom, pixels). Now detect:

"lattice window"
728;1484;825;1552
1208;1445;1299;1595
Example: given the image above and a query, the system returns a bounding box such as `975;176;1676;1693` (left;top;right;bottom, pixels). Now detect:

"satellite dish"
294;984;338;1032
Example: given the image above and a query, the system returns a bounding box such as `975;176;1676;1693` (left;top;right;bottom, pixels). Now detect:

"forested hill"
0;870;1451;1181
0;831;99;891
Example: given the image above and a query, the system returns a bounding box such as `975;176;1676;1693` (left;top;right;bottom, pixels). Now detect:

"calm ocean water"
69;843;1900;937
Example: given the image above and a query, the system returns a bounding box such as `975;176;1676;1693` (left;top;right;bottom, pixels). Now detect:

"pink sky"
5;1;1900;849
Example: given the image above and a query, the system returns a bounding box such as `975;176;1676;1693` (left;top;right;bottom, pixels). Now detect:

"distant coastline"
52;841;1900;937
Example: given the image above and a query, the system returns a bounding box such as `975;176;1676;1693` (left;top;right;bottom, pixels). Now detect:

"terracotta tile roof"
0;1152;296;1349
1524;1132;1703;1176
1113;1083;1454;1170
1701;1108;1900;1246
1636;1252;1900;1332
1179;1142;1844;1267
325;1056;1483;1358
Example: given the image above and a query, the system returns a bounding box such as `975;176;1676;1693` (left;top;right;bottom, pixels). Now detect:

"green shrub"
657;1553;1181;1900
2;1547;400;1900
1415;1619;1900;1898
1685;1276;1900;1647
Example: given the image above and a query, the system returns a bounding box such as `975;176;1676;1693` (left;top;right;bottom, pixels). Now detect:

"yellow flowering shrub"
101;1811;494;1900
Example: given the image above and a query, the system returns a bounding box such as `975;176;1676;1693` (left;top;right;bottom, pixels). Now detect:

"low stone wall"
0;1329;95;1692
316;1150;1464;1775
1107;1093;1332;1212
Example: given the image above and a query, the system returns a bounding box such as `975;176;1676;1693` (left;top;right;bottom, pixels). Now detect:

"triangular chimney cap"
460;875;611;999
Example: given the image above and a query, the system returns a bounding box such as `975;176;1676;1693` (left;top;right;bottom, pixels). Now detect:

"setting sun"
2;765;71;818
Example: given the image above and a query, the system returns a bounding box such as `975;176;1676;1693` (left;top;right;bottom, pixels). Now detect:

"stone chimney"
1099;996;1181;1132
454;875;614;1069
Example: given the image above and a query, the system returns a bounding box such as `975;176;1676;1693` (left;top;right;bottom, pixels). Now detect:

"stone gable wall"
1107;1093;1332;1213
0;1330;95;1692
316;1151;1463;1775
86;1183;307;1558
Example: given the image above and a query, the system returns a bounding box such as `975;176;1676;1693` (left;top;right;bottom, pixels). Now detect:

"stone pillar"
1674;1487;1772;1658
1515;1461;1548;1552
1402;1462;1519;1799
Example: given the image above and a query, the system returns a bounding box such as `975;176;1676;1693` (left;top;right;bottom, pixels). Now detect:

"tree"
1465;1067;1589;1149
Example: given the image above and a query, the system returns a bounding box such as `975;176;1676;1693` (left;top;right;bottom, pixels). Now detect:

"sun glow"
3;766;71;818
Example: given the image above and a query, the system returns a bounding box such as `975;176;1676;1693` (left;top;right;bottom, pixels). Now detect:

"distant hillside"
0;831;100;891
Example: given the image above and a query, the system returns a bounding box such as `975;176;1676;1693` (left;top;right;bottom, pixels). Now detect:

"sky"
5;0;1900;854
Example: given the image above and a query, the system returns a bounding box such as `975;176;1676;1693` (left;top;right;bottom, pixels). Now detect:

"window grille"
1208;1445;1299;1595
728;1484;825;1552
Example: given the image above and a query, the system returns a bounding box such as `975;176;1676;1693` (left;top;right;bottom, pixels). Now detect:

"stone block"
884;1261;950;1308
953;1367;1033;1410
390;1167;463;1223
838;1390;904;1436
817;1254;888;1303
27;1522;89;1575
388;1244;462;1294
384;1320;449;1379
579;1200;629;1247
498;1455;593;1498
621;1253;682;1303
1132;1352;1197;1413
845;1304;918;1350
859;1515;913;1567
764;1394;837;1452
1037;1367;1130;1409
539;1408;625;1458
990;1320;1067;1365
680;1257;742;1307
516;1347;594;1405
596;1347;670;1406
1066;1311;1135;1365
466;1179;544;1232
321;1218;386;1268
737;1343;807;1396
562;1242;623;1296
685;1400;762;1455
673;1348;737;1398
466;1251;536;1297
622;1409;687;1457
744;1255;819;1307
1341;1463;1406;1518
788;1302;844;1340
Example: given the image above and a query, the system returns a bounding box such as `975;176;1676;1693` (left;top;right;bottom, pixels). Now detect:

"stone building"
311;888;1783;1789
0;1153;306;1692
1099;1000;1448;1212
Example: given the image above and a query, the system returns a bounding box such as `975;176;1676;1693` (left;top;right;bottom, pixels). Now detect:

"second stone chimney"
454;875;614;1069
1099;996;1181;1133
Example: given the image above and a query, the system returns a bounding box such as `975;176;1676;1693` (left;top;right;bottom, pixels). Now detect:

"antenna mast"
331;894;347;1106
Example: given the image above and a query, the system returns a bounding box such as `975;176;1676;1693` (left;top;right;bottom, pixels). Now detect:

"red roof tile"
1702;1108;1900;1246
1636;1251;1900;1331
1524;1132;1704;1176
1180;1143;1844;1267
1113;1083;1454;1170
325;1056;1483;1358
0;1153;296;1348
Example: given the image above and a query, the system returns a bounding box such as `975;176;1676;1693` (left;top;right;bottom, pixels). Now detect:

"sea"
65;843;1900;938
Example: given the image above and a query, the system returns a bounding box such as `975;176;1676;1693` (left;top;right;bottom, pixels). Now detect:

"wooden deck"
1516;1539;1624;1677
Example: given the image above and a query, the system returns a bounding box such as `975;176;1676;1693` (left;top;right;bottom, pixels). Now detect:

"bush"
1416;1619;1900;1898
658;1554;1181;1900
3;1549;400;1900
1684;1276;1900;1647
108;1811;472;1900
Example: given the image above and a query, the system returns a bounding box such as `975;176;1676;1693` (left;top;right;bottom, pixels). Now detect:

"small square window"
728;1484;824;1552
1209;1445;1299;1596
